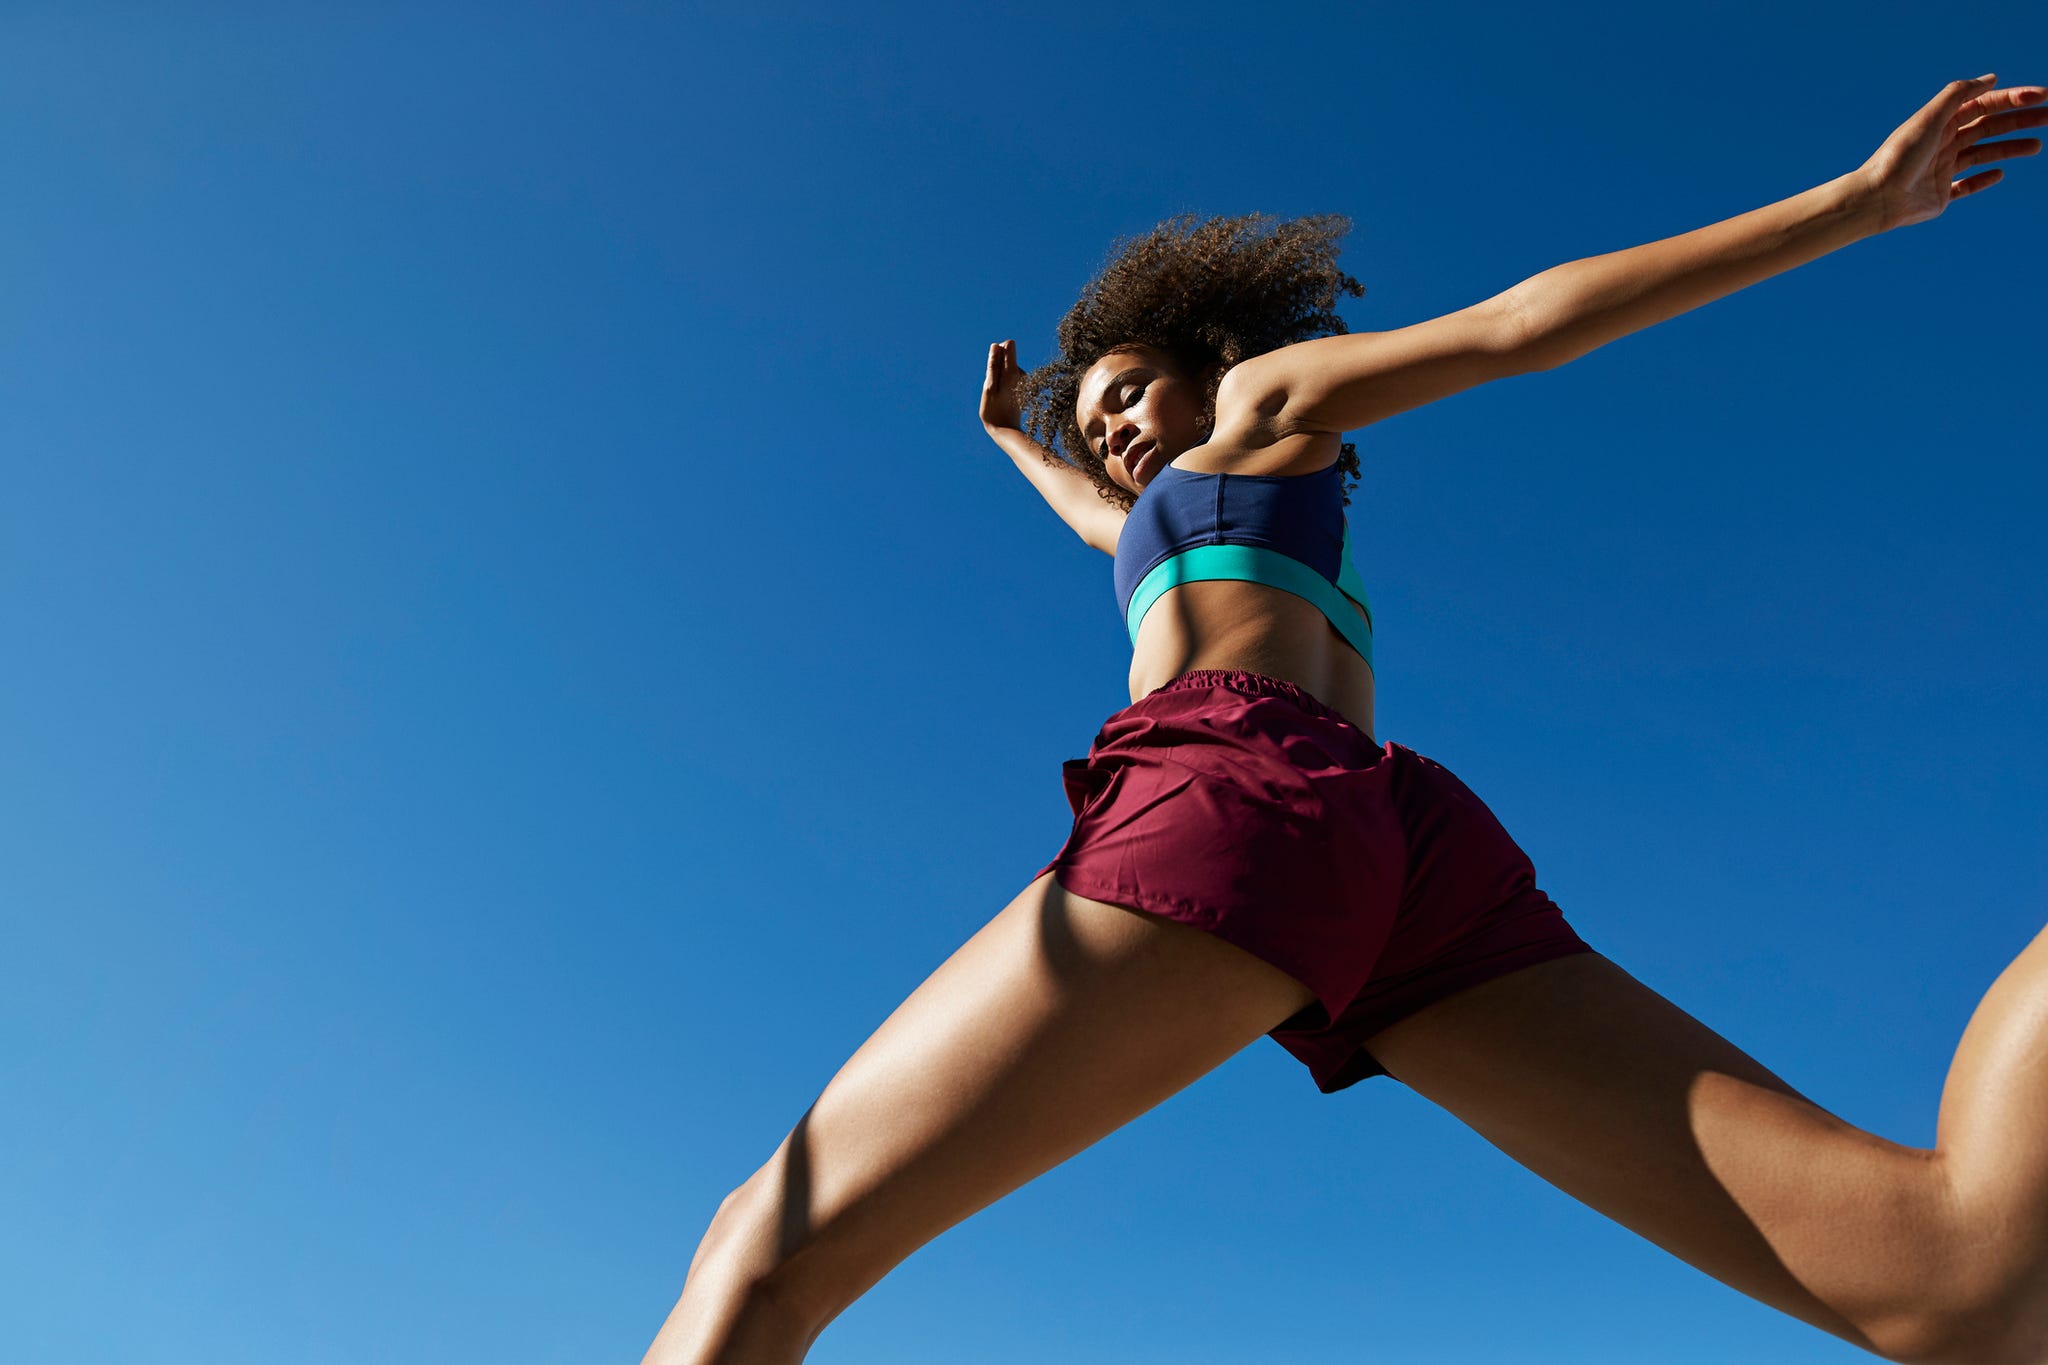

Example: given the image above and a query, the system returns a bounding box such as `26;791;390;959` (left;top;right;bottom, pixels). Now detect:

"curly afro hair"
1016;213;1367;512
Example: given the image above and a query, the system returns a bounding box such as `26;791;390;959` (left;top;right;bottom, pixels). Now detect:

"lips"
1126;439;1158;482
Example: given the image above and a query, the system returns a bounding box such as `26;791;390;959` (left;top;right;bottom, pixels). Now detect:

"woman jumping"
649;75;2048;1364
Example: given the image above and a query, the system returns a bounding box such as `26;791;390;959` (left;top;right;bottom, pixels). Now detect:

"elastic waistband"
1145;669;1369;736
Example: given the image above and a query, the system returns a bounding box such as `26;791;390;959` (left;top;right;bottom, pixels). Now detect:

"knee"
690;1182;794;1307
700;1175;834;1336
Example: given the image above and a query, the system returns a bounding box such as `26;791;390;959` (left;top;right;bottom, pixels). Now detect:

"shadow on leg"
644;870;1318;1363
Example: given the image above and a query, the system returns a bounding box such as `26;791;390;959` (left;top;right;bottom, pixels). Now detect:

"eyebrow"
1079;365;1149;447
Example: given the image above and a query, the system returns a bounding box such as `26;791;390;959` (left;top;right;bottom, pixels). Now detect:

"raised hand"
1860;74;2048;231
981;339;1024;433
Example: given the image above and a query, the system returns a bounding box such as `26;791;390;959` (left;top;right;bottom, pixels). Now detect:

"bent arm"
989;424;1126;555
982;339;1126;554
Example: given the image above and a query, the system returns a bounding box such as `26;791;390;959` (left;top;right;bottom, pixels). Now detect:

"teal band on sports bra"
1124;541;1376;671
1335;520;1374;633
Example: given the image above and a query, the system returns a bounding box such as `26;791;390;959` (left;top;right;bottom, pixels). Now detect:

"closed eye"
1102;386;1146;458
1083;369;1150;459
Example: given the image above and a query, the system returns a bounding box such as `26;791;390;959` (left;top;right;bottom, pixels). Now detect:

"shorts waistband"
1146;669;1371;737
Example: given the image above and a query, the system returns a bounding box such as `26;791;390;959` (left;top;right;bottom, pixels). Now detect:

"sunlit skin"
651;77;2048;1365
1072;347;1215;497
1070;342;1379;731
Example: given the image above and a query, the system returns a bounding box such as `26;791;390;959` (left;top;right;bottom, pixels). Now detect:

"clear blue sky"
5;4;2045;1361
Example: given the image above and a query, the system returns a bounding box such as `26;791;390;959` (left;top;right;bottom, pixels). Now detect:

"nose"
1107;421;1139;459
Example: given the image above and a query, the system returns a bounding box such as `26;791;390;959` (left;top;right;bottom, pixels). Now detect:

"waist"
1126;580;1376;734
1132;669;1375;741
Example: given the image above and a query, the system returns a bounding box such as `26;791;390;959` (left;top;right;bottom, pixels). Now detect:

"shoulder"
1213;352;1293;432
1201;348;1331;473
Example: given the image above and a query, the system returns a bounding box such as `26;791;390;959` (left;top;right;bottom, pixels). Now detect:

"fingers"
1952;91;2047;171
1892;76;2032;147
1953;80;2047;127
1956;135;2042;171
1890;76;1998;152
1925;73;1999;128
1959;99;2048;143
1952;167;2005;201
984;340;1022;402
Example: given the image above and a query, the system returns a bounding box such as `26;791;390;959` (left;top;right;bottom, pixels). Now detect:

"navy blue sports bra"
1113;459;1375;671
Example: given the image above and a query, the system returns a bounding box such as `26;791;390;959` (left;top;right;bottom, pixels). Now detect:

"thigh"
1363;952;1958;1355
729;870;1319;1334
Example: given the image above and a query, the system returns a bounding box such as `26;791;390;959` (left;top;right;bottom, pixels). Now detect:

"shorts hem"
1292;934;1601;1094
1039;862;1343;1027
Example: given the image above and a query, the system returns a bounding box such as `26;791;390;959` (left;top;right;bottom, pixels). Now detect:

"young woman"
650;76;2048;1365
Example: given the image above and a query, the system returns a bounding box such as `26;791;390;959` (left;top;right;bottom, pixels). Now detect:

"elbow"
1494;285;1565;374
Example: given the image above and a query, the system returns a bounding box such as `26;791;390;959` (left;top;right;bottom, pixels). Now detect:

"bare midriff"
1127;581;1376;737
1120;427;1375;735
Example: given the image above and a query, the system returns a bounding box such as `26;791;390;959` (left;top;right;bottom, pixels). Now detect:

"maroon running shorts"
1033;668;1594;1093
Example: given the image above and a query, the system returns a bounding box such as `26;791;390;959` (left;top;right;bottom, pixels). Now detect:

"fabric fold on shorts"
1034;669;1593;1093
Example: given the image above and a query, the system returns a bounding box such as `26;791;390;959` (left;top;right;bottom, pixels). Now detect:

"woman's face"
1074;347;1210;497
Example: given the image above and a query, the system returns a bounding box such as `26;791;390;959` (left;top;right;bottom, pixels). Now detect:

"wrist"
1837;163;1899;236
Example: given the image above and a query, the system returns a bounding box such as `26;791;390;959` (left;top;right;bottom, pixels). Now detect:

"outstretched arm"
1227;76;2047;434
981;339;1125;555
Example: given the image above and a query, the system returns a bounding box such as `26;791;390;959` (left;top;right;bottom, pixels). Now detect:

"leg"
643;870;1318;1364
1364;931;2048;1365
